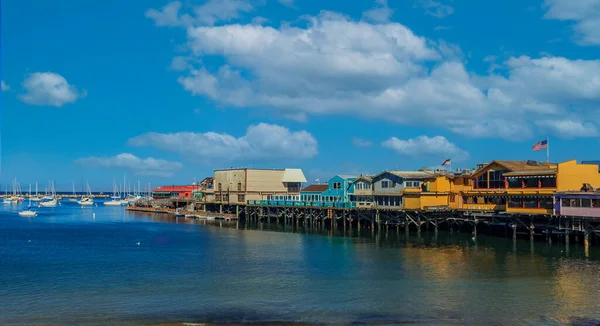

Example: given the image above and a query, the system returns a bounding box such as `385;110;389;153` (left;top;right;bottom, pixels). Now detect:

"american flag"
532;139;548;151
441;159;451;166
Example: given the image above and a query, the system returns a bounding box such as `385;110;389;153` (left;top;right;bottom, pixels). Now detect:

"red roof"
153;185;197;192
301;184;328;192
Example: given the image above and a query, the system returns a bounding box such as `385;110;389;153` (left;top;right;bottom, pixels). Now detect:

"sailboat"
19;185;38;217
104;180;123;206
39;181;58;207
67;181;78;202
30;182;42;201
77;182;94;206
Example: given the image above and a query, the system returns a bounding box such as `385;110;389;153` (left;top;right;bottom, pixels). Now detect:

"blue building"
300;184;328;205
320;175;357;206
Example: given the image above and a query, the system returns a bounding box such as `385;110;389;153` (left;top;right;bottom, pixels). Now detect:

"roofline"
214;168;285;172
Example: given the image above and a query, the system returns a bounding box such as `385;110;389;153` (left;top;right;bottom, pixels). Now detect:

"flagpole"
547;136;550;163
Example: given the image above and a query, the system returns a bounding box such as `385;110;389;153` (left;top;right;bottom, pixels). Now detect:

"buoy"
93;213;96;219
136;242;140;246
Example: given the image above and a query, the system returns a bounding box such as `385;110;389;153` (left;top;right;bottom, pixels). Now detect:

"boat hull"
18;211;37;217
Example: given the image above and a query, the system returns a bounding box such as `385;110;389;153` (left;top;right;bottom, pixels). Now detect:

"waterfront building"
402;170;474;210
319;175;357;206
192;177;214;202
213;168;307;204
351;175;374;208
299;184;328;203
554;186;600;218
372;171;434;208
464;160;600;214
152;185;197;199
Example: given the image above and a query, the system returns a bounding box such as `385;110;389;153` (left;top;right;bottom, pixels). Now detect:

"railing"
247;200;356;208
460;204;506;211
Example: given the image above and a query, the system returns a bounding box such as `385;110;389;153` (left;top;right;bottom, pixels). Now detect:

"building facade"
464;160;600;214
320;175;357;204
351;176;374;208
372;171;434;208
554;190;600;218
213;168;307;204
152;185;197;199
300;184;328;203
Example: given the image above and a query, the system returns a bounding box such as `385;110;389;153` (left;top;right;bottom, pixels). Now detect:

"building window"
524;197;537;208
524;178;538;188
488;170;506;188
561;198;570;207
581;198;592;208
238;194;245;203
333;182;341;190
237;182;242;191
508;197;522;208
382;180;390;188
449;194;455;202
540;197;553;209
218;183;222;191
476;174;488;188
540;177;556;188
215;194;222;201
406;181;412;187
592;199;600;208
508;178;522;188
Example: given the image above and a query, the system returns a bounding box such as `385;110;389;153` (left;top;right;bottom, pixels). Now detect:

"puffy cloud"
148;6;600;140
543;0;600;45
415;0;454;18
75;153;183;177
382;135;469;161
146;0;254;27
535;120;598;138
362;0;394;23
19;72;84;107
128;123;318;162
352;137;373;147
1;80;9;91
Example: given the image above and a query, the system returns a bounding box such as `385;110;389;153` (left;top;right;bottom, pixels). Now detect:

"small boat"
19;186;38;217
30;182;42;201
39;197;58;207
77;197;94;206
175;212;185;218
104;197;123;206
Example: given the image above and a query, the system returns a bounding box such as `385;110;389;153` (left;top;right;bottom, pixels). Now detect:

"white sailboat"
104;180;123;206
39;181;58;207
19;185;38;217
77;182;94;206
30;182;42;201
67;181;78;202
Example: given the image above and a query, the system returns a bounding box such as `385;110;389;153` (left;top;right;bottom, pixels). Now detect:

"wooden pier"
185;201;600;247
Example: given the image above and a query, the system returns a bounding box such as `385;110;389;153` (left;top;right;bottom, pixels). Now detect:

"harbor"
127;159;600;246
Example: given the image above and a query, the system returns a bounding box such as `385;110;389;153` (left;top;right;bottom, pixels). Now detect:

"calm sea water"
1;201;600;326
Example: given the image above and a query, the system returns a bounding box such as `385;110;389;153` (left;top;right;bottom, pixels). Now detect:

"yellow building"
464;160;600;214
402;170;473;210
212;168;307;204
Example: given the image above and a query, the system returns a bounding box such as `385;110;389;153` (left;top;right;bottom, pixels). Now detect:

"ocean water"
1;201;600;325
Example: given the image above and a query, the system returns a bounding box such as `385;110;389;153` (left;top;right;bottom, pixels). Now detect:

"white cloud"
362;0;394;23
75;153;183;177
543;0;600;45
146;0;254;27
535;120;598;138
352;137;373;147
251;16;269;25
149;8;600;140
416;0;454;18
278;0;295;8
128;123;318;162
382;135;469;161
1;80;10;91
19;72;84;107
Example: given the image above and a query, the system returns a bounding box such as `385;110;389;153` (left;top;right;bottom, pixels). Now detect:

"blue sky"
2;0;600;191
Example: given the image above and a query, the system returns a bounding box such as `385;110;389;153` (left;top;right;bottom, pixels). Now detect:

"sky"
1;0;600;191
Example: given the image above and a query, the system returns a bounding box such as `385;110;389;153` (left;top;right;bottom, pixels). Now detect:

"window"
592;199;600;208
569;198;578;207
237;182;242;191
508;197;522;208
449;194;455;202
562;198;570;207
238;194;245;203
524;197;537;208
524;178;538;188
489;170;506;188
215;194;222;201
581;198;592;208
381;181;389;188
333;182;341;190
223;194;229;201
540;197;553;209
476;174;488;189
540;177;556;188
218;183;222;191
405;181;412;187
508;178;522;188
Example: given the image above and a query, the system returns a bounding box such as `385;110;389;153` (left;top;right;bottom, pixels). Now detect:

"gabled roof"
353;175;373;183
301;184;328;192
373;170;435;179
472;160;557;177
283;168;307;183
336;175;358;179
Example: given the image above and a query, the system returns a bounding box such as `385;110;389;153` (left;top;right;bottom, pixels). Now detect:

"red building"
153;185;198;199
